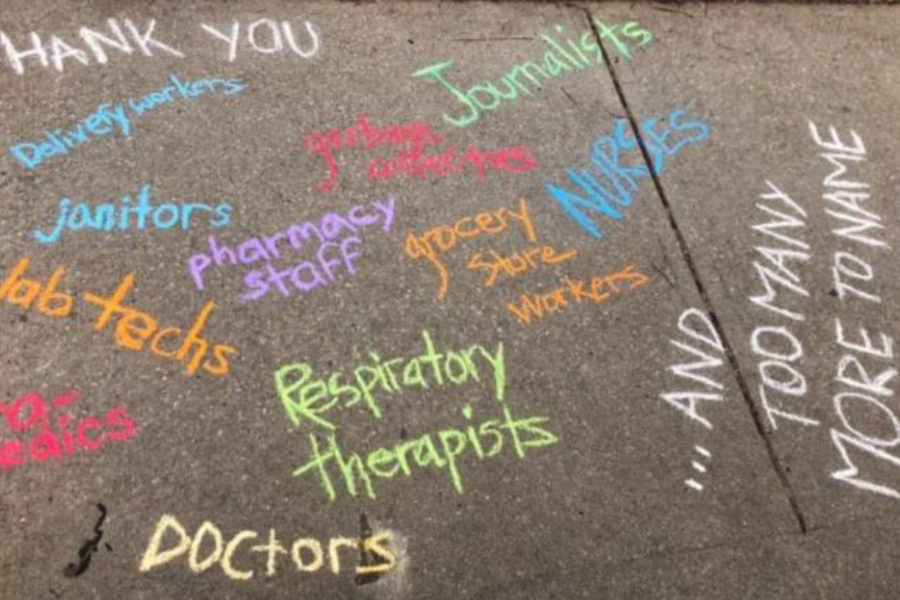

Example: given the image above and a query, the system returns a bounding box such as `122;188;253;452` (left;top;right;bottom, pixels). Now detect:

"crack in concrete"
650;3;697;18
574;3;809;534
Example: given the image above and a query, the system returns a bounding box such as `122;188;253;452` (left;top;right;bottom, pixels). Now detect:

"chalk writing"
304;114;537;192
275;329;505;431
188;196;395;302
467;245;577;288
33;184;231;244
659;308;726;430
9;73;244;171
747;180;817;429
505;265;648;324
0;18;319;76
293;401;558;502
685;445;712;492
0;258;237;376
200;20;319;62
545;109;707;239
806;123;900;499
412;21;652;128
404;197;537;299
0;258;75;319
10;101;131;169
139;514;395;579
1;19;184;75
370;143;537;186
305;114;441;192
276;330;555;503
660;309;725;491
128;74;244;116
0;390;137;473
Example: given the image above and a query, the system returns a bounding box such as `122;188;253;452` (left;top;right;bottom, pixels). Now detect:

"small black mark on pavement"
355;512;389;586
561;86;578;106
63;503;109;578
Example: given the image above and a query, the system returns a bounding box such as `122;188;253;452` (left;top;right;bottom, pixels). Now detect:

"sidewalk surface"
1;2;899;599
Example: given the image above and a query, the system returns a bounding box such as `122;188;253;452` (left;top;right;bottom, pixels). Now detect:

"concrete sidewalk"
0;2;899;598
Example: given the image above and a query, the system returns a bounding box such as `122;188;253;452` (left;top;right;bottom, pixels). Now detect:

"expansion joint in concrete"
576;5;808;534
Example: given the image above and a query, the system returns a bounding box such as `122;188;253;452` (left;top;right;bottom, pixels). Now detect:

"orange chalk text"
467;244;576;287
506;264;649;324
404;197;537;298
0;257;238;376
